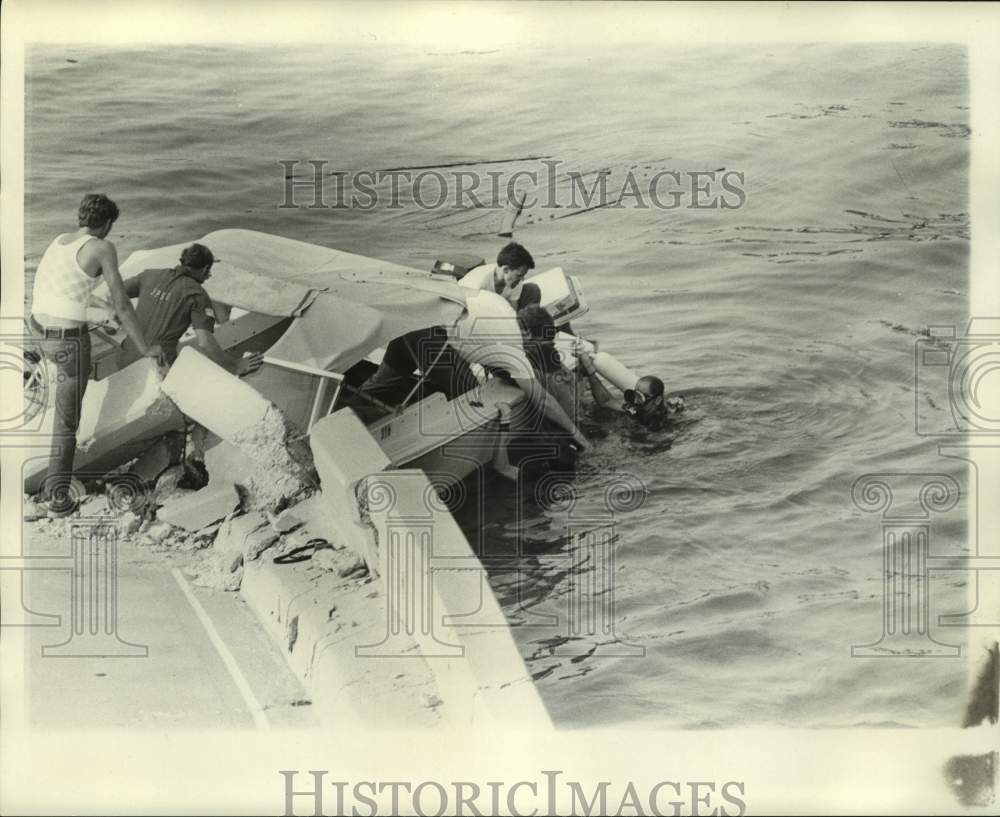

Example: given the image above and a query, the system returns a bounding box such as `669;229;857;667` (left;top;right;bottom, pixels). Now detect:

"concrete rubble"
23;358;184;494
158;482;240;532
161;347;316;512
20;327;552;728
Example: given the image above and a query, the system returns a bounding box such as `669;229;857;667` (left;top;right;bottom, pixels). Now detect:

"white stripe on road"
170;567;270;730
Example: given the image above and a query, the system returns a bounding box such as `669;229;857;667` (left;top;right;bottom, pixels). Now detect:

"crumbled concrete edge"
239;546;445;728
230;405;317;512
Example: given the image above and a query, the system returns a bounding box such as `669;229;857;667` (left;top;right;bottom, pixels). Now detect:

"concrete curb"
237;484;552;729
239;549;444;728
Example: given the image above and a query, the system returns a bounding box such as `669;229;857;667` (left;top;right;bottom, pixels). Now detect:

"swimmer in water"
621;374;686;426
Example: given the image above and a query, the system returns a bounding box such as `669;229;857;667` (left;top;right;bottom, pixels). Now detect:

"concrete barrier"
24;357;183;493
362;469;551;727
308;409;391;572
161;347;272;438
240;553;443;728
161;347;312;509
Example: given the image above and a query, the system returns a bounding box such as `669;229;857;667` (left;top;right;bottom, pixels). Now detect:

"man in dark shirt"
119;243;262;375
118;243;263;483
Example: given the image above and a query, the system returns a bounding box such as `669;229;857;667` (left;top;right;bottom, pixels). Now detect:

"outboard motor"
430;255;486;281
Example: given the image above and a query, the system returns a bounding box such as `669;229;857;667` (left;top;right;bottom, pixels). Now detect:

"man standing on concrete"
27;193;163;517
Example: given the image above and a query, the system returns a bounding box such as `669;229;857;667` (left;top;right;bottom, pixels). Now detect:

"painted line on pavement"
170;567;270;730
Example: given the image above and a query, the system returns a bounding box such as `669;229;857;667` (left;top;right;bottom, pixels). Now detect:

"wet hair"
497;241;534;271
518;305;560;374
518;305;556;342
636;375;665;399
516;282;542;310
77;193;120;228
179;243;215;270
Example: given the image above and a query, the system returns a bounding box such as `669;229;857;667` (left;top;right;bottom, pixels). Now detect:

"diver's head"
623;375;666;421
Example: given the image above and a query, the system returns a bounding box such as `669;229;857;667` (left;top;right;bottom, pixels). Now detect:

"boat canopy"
114;229;469;373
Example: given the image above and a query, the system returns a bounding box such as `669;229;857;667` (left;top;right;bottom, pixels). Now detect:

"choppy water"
25;43;972;727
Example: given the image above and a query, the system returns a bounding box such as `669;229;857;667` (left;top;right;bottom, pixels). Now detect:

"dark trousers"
358;328;478;406
28;318;91;507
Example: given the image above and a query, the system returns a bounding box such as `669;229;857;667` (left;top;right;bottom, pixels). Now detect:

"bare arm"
194;329;262;376
122;273;142;299
97;243;159;359
578;350;614;406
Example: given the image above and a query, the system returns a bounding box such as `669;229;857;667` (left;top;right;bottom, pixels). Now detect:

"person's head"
623;375;666;422
517;305;556;343
517;305;559;372
77;193;120;238
516;282;542;310
496;242;534;290
179;243;215;282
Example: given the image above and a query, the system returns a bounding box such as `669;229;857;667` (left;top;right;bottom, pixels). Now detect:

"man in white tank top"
27;193;162;517
458;241;536;309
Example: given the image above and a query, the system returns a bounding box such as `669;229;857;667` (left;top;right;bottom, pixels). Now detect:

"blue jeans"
28;318;91;509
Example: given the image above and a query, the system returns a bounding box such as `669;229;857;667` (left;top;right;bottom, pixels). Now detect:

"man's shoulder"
139;267;174;285
78;234;113;257
459;264;495;290
466;287;516;317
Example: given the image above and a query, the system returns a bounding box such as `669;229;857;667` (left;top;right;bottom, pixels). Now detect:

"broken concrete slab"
203;438;256;482
211;511;280;562
267;507;304;534
191;549;244;592
161;347;274;437
158;482;240;533
308;409;391;572
117;511;143;537
24;358;184;494
244;528;280;561
143;521;173;544
263;494;341;545
162;348;314;510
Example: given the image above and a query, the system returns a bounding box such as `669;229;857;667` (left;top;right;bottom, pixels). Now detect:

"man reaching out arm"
119;243;262;375
448;289;588;451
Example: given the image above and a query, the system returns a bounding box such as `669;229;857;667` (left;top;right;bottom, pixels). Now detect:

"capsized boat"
24;229;653;494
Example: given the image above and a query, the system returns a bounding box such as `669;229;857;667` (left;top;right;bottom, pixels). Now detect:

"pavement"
19;515;319;731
